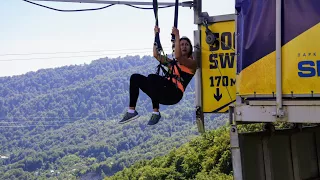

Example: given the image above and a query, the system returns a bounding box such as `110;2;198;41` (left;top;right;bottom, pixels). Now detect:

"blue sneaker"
147;113;161;125
119;110;139;124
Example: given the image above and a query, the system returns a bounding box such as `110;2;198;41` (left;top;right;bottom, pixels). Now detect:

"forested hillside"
105;125;234;180
0;55;227;179
105;122;276;180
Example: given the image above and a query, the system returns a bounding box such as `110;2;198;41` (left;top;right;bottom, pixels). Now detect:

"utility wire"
0;47;170;56
23;0;116;12
0;48;172;62
0;125;63;128
23;0;174;12
0;119;104;122
0;121;75;123
0;118;109;121
0;119;109;128
0;123;103;128
0;1;183;127
0;115;109;119
0;122;95;128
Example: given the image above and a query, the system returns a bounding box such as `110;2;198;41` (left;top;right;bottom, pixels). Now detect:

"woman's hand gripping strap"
171;0;179;53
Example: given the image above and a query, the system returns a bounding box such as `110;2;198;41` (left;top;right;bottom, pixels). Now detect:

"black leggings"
129;73;183;109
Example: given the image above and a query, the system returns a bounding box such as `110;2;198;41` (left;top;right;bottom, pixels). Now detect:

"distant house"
0;155;8;159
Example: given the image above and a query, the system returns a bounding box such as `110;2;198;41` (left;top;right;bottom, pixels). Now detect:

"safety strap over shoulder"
156;60;184;83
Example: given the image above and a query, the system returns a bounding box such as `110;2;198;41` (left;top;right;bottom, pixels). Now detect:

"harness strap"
160;60;185;91
171;0;179;45
169;60;185;92
153;0;163;52
153;0;182;92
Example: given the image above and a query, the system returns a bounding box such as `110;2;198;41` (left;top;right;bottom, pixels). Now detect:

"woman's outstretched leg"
145;74;165;125
119;74;147;124
119;73;178;125
129;73;162;111
129;73;148;109
120;73;158;124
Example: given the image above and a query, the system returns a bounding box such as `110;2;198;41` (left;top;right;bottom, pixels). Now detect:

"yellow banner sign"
201;20;236;113
237;23;320;96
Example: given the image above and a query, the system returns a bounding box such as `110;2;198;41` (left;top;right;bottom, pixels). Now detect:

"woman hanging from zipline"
119;26;197;125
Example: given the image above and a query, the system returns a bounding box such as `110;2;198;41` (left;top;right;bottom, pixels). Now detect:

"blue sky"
0;0;234;77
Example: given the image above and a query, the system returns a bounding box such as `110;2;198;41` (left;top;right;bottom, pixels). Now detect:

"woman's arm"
153;26;173;65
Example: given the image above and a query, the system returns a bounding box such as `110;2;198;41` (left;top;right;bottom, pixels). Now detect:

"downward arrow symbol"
214;88;222;101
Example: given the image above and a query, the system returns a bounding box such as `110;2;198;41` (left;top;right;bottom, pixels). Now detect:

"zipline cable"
22;0;174;12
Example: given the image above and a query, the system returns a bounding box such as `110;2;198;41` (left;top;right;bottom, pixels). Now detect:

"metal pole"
276;0;283;117
31;0;195;7
193;0;201;24
193;0;205;133
230;125;243;180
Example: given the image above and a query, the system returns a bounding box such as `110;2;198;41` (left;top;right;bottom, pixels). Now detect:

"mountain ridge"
0;55;226;179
